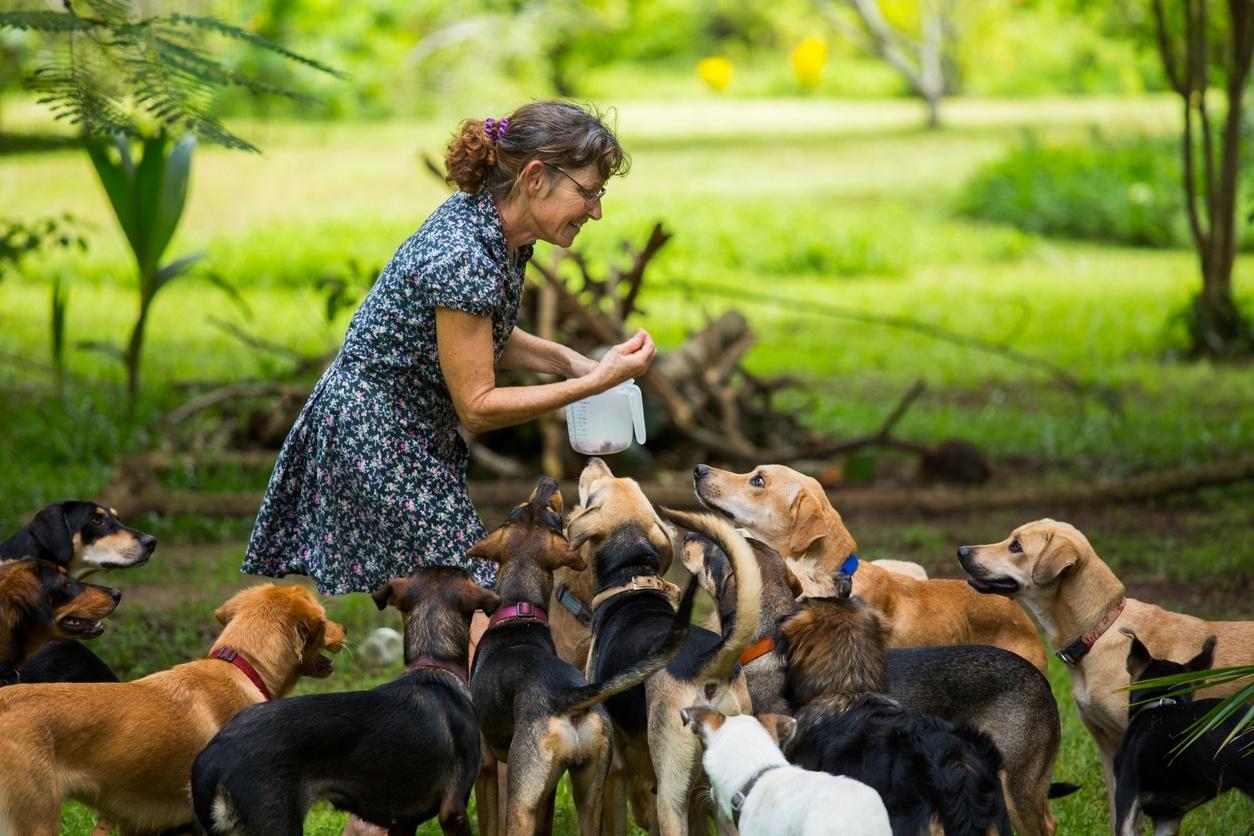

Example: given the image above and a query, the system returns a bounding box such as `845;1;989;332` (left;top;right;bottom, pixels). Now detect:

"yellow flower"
697;57;734;93
790;36;828;88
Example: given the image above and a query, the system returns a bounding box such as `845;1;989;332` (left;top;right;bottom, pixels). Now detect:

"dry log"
96;457;1254;521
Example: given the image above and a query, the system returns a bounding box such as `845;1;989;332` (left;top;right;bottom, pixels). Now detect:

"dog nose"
683;531;701;544
108;588;122;603
693;464;709;481
140;534;157;553
957;546;971;560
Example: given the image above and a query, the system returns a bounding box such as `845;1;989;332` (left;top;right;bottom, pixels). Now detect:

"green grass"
1;93;1251;833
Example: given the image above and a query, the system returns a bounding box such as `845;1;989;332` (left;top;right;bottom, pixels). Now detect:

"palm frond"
166;14;348;79
0;11;95;33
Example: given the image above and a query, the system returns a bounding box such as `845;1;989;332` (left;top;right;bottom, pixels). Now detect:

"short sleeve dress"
242;190;532;593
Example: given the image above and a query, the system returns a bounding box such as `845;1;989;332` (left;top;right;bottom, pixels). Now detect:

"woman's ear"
520;159;547;195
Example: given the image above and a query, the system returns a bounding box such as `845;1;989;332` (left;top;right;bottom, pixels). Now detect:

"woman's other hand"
593;329;656;388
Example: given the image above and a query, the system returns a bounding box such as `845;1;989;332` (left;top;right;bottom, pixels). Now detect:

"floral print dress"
243;191;532;593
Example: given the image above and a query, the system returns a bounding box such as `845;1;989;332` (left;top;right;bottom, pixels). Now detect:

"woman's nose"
588;200;602;221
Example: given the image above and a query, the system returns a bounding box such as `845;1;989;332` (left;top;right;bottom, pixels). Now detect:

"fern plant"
0;0;341;403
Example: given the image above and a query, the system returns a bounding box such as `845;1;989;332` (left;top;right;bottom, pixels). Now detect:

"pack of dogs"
0;461;1249;835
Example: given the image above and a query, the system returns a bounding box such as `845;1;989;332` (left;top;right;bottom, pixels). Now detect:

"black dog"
0;500;156;571
18;640;120;683
191;567;494;836
780;573;1011;836
1113;629;1253;836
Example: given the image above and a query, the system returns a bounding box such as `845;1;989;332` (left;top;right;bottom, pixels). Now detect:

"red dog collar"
210;645;273;700
1056;597;1127;666
407;655;469;683
488;601;548;628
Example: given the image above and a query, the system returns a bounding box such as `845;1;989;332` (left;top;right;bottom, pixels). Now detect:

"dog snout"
957;546;972;560
139;534;157;554
693;464;709;481
108;587;122;604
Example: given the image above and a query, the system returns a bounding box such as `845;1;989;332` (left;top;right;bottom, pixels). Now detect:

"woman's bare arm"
497;326;596;378
436;308;653;434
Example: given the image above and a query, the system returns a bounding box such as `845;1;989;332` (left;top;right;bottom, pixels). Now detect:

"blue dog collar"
839;553;860;576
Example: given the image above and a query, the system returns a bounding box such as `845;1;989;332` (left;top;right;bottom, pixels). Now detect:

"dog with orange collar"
467;478;696;836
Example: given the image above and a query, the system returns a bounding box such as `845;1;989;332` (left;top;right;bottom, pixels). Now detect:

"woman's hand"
592;329;656;388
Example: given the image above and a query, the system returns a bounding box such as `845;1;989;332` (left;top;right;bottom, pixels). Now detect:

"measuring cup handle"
628;385;647;445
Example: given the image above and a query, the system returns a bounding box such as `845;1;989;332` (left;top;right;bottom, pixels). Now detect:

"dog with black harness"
191;568;491;836
1113;628;1253;836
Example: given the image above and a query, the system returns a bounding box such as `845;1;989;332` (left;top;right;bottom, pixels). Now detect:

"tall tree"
1151;0;1254;357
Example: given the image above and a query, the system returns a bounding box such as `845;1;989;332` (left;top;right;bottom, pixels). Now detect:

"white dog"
681;706;890;836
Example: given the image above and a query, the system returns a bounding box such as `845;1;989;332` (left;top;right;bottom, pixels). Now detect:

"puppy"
567;458;763;836
779;573;1011;836
469;477;696;836
0;500;156;571
193;568;489;836
958;518;1254;816
0;558;120;682
0;584;344;835
1113;630;1253;836
681;706;891;836
684;532;1074;836
692;463;1047;674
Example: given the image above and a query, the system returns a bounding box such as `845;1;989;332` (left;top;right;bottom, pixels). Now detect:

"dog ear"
566;507;599;552
756;714;797;747
784;565;805;599
27;503;75;565
556;549;587;571
787;489;827;556
214;599;237;626
1188;635;1218;673
1121;628;1151;679
371;580;398;611
830;571;853;599
1032;534;1080;586
461;583;502;616
467;530;505;563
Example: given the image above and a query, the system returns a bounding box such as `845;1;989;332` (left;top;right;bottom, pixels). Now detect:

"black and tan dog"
193;568;488;836
683;532;1074;836
468;477;697;836
0;500;156;572
566;458;763;836
0;584;344;836
0;558;120;684
780;572;1012;836
1113;630;1253;836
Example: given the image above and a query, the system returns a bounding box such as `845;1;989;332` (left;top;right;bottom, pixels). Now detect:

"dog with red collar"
682;705;890;835
192;567;490;835
467;478;696;836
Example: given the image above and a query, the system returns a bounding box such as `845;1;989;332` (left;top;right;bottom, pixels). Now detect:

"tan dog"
693;463;1047;674
957;518;1254;815
567;458;762;836
0;584;345;835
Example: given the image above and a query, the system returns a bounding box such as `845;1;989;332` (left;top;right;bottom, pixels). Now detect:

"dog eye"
749;473;765;488
1009;539;1022;553
92;514;105;527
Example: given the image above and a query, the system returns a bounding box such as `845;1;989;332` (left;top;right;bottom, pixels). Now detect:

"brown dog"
0;558;121;680
567;458;762;836
0;584;345;835
693;463;1047;674
957;518;1254;817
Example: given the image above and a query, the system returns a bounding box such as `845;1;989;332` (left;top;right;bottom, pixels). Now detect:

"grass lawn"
1;94;1251;833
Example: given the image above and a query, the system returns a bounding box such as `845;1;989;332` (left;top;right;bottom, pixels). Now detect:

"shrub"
959;131;1197;249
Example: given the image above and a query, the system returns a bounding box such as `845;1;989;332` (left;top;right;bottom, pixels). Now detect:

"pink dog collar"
487;601;549;628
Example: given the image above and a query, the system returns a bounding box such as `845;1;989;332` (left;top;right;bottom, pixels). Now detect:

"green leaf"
201;271;252;319
85;138;141;265
152;252;206;291
148;134;195;274
133;135;171;281
165;14;348;79
0;11;95;32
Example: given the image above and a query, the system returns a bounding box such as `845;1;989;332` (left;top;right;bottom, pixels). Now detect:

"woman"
243;99;654;599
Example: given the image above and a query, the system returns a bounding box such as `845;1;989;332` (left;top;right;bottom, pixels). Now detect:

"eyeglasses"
546;163;606;204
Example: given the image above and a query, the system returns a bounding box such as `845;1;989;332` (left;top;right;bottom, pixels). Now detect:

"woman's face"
530;163;605;248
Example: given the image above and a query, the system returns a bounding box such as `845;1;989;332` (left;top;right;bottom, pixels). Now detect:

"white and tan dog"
958;518;1254;816
681;706;891;836
692;463;1047;674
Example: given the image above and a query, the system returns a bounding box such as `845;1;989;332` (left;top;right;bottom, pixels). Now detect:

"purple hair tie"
484;117;509;143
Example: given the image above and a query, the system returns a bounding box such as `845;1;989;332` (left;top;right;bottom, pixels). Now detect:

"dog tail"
1048;782;1081;798
556;577;699;715
659;507;763;684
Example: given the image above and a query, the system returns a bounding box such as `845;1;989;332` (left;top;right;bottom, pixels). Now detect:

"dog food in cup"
566;380;647;455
